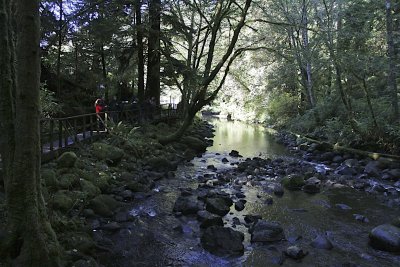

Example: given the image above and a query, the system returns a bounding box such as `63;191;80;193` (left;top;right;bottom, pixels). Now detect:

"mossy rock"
79;179;101;198
63;233;95;254
92;142;124;164
147;156;172;172
181;136;207;152
41;169;57;188
81;171;111;192
89;194;121;217
71;257;99;267
281;174;305;190
126;181;150;192
53;191;74;211
57;152;78;168
58;173;79;189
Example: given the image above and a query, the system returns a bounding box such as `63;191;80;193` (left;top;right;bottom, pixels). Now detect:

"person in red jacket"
95;98;106;130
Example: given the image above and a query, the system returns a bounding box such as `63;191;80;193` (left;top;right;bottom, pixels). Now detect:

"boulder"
206;197;233;216
89;194;121;217
229;150;241;157
147;156;173;172
250;220;285;243
53;191;74;211
285;245;308;260
201;226;244;256
364;161;383;177
80;179;101;198
173;195;201;215
197;210;223;228
58;173;79;189
310;234;333;250
387;169;400;181
281;174;305;190
181;136;207;152
57;152;78;168
302;177;321;194
41;169;57;188
234;199;246;211
369;224;400;252
92;142;124;164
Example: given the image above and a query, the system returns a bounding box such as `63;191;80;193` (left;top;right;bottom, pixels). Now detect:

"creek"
108;119;400;267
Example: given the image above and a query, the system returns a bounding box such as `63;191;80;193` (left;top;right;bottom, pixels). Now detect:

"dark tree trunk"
136;0;145;105
56;0;63;97
386;0;399;121
0;0;61;265
146;0;161;104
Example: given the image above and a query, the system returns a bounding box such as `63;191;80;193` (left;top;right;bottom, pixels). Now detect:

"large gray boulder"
250;220;285;243
369;224;400;252
201;226;244;256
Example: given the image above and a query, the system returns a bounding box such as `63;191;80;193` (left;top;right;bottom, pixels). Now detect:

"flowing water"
124;119;400;267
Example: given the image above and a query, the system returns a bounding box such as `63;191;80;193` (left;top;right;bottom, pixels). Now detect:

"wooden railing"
39;104;180;158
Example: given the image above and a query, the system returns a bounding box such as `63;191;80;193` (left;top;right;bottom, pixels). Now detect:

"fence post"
58;120;63;148
50;120;54;151
74;118;78;142
82;116;86;139
90;115;93;137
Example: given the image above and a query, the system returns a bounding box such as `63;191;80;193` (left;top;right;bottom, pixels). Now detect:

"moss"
57;152;78;168
53;191;74;211
79;179;101;198
92;142;124;163
42;169;57;188
58;173;79;189
281;174;305;190
89;195;120;217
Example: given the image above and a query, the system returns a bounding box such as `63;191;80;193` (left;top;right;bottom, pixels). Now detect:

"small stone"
285;245;308;260
310;234;333;250
234;200;246;211
335;203;352;210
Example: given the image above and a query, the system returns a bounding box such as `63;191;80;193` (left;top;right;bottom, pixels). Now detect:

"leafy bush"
40;83;62;117
265;91;298;127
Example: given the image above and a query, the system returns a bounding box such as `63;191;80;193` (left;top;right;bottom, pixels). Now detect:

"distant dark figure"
108;95;120;123
95;98;106;130
227;113;233;121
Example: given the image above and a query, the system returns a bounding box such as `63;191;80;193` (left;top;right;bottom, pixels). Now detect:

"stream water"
122;119;400;267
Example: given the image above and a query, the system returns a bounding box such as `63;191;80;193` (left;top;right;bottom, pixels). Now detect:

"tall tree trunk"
56;0;63;97
136;0;145;105
146;0;161;104
0;0;61;265
386;0;399;121
301;0;316;108
100;43;108;102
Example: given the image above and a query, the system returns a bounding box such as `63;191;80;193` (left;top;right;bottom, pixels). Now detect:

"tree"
386;0;399;121
160;0;253;143
0;0;61;265
146;0;161;104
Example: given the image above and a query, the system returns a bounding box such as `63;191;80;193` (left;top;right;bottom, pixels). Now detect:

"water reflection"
206;118;290;159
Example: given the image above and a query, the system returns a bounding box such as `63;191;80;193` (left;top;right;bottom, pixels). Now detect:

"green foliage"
265;91;298;127
40;83;62;117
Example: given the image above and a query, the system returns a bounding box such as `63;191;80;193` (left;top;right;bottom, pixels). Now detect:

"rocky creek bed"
1;119;400;267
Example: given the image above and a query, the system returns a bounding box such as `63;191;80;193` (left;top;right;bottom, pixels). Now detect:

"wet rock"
302;177;321;194
353;214;369;223
206;197;233;216
234;199;246;211
369;224;400;252
272;184;284;196
250;220;285;243
71;258;99;267
201;226;244;256
244;214;262;224
207;165;217;171
100;222;121;232
336;165;358;176
229;150;241;157
284;245;308;260
265;198;274;205
126;181;150;193
173;195;201;215
364;161;383;177
115;212;129;223
121;190;134;200
197;210;223;228
281;174;305;190
310;234;333;250
235;192;246;199
222;158;229;163
387;169;400;181
335;203;352;210
57;151;78;168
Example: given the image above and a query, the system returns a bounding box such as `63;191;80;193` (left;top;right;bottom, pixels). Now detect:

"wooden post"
64;120;68;147
82;116;86;139
58;120;63;148
89;115;93;137
50;119;54;151
74;118;78;142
